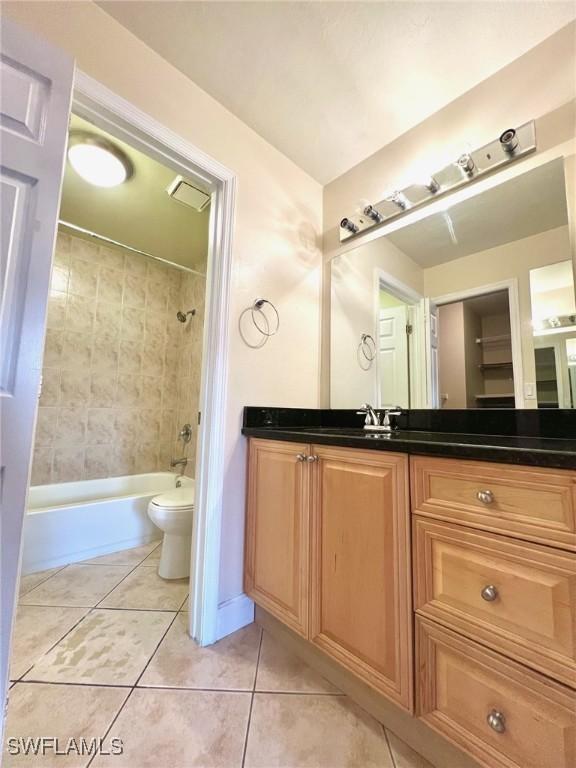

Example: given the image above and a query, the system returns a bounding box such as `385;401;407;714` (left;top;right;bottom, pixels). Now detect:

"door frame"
73;71;236;645
432;279;525;408
373;269;425;408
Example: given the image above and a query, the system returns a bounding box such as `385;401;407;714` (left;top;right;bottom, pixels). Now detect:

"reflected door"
378;305;409;407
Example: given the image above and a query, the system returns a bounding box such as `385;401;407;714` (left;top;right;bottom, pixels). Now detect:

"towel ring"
359;333;376;362
251;298;280;337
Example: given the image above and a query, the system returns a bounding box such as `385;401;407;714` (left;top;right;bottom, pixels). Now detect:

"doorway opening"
434;284;523;409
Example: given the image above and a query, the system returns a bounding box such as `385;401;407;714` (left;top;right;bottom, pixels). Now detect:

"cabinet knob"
486;709;506;733
296;453;307;462
306;455;319;463
481;584;498;602
477;489;494;505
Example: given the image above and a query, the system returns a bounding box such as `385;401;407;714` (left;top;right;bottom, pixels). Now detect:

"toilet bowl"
147;484;194;580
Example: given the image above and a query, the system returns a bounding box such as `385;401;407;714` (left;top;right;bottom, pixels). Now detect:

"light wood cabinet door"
413;517;576;687
416;618;576;768
310;446;413;711
411;456;576;551
244;439;310;637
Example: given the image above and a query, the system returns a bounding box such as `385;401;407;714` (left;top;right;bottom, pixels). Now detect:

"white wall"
3;1;323;607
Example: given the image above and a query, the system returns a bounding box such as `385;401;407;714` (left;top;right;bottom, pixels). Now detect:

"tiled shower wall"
31;230;205;485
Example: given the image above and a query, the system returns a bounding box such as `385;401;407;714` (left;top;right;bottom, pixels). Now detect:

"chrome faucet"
356;403;380;428
357;404;403;432
170;457;188;471
381;407;403;433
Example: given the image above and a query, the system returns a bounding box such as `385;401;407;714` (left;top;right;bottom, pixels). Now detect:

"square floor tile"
9;605;88;680
4;682;129;767
141;545;161;565
19;565;132;607
256;632;339;694
18;568;65;597
140;618;261;690
99;566;188;610
91;688;251;767
82;541;161;567
244;693;394;768
386;730;436;768
24;609;174;685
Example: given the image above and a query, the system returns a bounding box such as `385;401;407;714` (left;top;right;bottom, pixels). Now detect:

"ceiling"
387;158;569;267
97;1;576;183
61;114;210;272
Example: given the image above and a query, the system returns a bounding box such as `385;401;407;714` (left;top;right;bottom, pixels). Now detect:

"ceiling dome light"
68;133;133;188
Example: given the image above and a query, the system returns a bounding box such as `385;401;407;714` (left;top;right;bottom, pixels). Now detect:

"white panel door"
378;305;409;408
423;298;439;408
0;18;73;731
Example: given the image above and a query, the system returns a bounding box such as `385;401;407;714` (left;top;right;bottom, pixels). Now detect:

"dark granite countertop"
241;425;576;469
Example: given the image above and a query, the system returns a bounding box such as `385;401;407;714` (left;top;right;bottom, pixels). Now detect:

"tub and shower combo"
22;472;193;574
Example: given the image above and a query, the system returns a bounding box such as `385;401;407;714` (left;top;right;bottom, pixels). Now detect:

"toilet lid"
151;486;194;510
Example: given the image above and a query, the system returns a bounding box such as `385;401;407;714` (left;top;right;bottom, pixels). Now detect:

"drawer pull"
306;455;319;463
296;453;307;462
477;489;494;505
481;584;499;602
486;709;506;733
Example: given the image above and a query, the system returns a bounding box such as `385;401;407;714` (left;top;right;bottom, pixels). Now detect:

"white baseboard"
216;593;254;640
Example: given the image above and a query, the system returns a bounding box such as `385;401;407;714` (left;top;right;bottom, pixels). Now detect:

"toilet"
147;484;194;579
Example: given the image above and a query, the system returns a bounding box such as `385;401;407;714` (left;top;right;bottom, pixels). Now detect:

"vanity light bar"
339;121;536;242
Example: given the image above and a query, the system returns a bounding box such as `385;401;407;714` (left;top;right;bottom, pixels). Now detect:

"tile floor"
5;542;434;768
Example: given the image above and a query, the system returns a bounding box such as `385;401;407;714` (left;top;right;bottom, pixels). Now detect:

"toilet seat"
149;486;194;510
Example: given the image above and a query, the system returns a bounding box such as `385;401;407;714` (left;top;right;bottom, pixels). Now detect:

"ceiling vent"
166;176;210;212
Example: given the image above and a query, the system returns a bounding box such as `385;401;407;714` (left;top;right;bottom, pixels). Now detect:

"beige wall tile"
32;230;206;486
66;294;95;333
56;407;86;445
31;447;53;485
35;408;58;447
86;409;116;445
69;256;99;298
98;267;124;304
61;331;92;369
60;368;90;406
43;329;63;367
85;445;111;479
90;371;117;407
46;290;67;329
40;368;60;407
98;244;125;271
123;273;147;308
53;445;85;483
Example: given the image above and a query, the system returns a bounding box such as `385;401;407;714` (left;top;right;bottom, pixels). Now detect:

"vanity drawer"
416;618;576;768
413;518;576;686
411;456;576;551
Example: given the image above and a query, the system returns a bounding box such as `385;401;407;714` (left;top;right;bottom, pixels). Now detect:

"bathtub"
22;472;193;574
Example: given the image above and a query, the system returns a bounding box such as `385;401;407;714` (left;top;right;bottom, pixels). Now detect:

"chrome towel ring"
359;333;376;362
251;298;280;338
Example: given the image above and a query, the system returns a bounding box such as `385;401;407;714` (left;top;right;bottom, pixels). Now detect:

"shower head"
176;309;196;323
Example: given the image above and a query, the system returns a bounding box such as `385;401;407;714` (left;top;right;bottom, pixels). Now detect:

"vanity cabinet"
310;446;412;710
244;439;310;637
244;439;413;711
244;439;576;768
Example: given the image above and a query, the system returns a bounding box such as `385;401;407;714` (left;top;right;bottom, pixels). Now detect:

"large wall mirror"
331;157;575;409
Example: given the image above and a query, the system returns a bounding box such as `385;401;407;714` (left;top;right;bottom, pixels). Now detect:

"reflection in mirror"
530;261;576;407
331;157;574;409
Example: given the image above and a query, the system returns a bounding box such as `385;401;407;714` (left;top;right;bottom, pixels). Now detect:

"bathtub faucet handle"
170;457;188;471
